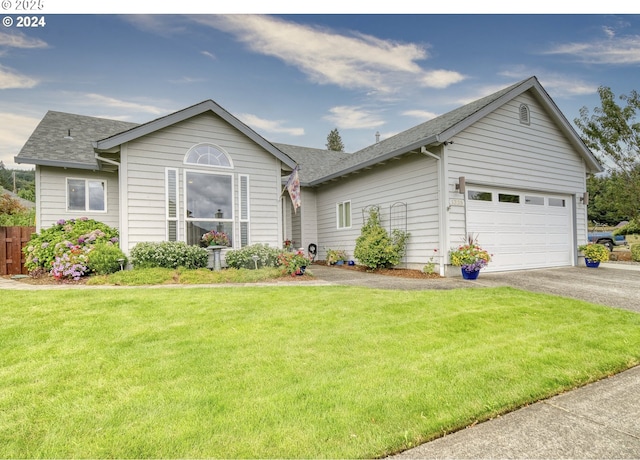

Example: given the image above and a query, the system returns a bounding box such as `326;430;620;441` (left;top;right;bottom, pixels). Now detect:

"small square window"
499;193;520;204
525;196;544;205
468;190;492;201
549;198;566;207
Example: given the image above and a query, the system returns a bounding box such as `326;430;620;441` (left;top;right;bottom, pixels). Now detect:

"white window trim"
184;142;234;169
239;174;250;247
65;177;107;213
165;168;179;241
336;200;352;229
183;169;236;245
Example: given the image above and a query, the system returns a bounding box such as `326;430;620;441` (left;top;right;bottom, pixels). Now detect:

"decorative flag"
285;166;301;213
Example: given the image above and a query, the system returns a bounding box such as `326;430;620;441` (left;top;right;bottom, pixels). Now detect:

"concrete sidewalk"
390;365;640;459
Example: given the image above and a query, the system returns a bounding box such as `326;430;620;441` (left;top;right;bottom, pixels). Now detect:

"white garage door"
466;187;573;272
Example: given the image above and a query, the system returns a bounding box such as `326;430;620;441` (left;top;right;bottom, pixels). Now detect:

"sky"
1;4;640;169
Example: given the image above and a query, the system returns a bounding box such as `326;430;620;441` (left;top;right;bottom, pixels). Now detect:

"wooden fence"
0;226;35;275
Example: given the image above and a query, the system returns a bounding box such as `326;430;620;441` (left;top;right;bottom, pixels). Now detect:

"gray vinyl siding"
315;152;439;268
36;165;119;231
445;92;589;248
122;112;282;251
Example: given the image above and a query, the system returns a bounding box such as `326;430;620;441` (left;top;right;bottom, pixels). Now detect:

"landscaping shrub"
224;243;282;269
614;220;640;236
354;207;409;269
88;242;127;275
0;192;35;226
24;218;120;277
130;241;208;269
631;243;640;262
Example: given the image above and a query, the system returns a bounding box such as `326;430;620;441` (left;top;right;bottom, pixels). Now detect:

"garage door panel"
467;187;573;272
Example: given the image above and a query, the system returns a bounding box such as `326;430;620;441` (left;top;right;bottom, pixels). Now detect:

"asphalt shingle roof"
15;77;600;178
16;111;139;169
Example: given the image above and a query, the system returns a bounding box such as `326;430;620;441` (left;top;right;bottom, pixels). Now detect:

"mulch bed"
313;261;441;279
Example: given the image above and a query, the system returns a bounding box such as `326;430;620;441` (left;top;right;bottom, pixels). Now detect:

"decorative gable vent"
519;104;530;125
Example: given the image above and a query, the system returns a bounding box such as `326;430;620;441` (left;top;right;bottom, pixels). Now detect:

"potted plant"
201;230;230;270
201;230;230;247
277;249;312;276
450;236;491;279
578;243;609;268
326;248;348;265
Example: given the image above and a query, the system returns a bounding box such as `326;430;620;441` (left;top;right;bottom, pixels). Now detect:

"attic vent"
519;104;530;125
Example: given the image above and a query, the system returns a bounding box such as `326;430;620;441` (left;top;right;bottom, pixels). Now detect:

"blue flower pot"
585;258;600;268
461;268;480;280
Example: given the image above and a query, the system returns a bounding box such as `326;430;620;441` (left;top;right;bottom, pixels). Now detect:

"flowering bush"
277;249;311;276
283;239;294;250
225;244;281;269
450;236;491;271
51;245;90;280
201;230;230;247
578;243;609;263
130;241;208;269
23;218;120;279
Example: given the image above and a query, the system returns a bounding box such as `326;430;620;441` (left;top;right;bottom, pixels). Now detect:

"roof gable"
284;76;601;185
95;100;297;169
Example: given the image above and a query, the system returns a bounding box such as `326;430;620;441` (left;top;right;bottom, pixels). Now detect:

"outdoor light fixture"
581;192;589;205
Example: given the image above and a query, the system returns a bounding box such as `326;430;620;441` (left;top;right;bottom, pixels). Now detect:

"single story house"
15;76;602;275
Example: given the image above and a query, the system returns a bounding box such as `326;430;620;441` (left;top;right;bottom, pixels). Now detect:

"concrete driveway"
311;263;640;313
474;264;640;313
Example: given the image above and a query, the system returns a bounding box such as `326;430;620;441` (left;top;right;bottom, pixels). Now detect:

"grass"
1;286;640;458
87;266;288;285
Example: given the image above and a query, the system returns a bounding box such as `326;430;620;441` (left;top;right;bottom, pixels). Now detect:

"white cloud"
544;31;640;65
402;109;438;120
324;106;385;129
0;112;41;168
169;76;207;84
499;67;597;98
420;70;466;88
81;94;168;116
194;15;465;93
0;31;48;49
201;50;216;60
0;65;38;89
238;113;304;136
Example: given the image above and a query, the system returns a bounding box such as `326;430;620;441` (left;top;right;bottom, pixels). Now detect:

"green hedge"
224;244;282;269
130;241;208;269
631;243;640;262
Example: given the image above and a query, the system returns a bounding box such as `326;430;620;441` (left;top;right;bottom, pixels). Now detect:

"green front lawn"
2;286;639;458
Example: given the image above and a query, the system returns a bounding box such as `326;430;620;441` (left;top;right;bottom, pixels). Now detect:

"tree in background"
326;128;345;152
586;173;630;226
575;86;640;223
0;167;35;201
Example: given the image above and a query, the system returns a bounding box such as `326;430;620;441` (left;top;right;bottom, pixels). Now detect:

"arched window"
184;143;233;168
519;104;530;125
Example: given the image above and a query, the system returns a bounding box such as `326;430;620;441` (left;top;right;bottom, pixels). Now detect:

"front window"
67;178;106;212
337;201;351;229
185;171;233;246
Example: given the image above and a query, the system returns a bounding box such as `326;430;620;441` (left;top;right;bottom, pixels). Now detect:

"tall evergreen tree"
326;128;345;152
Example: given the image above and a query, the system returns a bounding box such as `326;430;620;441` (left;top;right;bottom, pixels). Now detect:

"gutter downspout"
421;146;446;276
